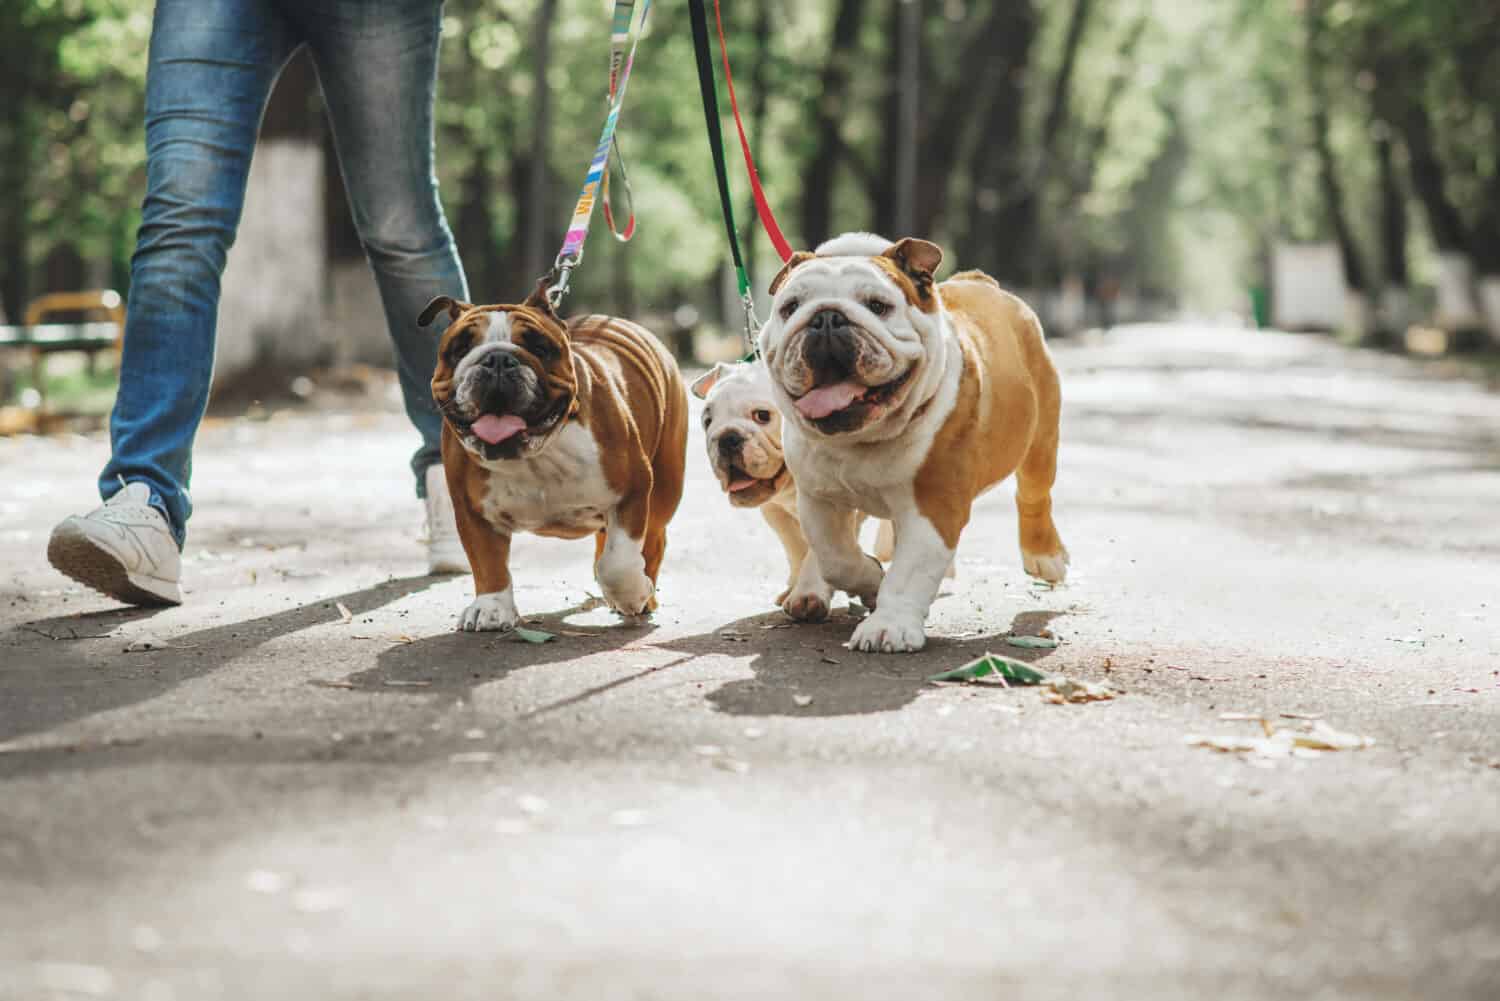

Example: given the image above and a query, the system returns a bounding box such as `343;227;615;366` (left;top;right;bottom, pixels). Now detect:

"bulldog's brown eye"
518;330;559;361
779;297;800;320
866;298;891;317
443;332;473;367
753;409;772;425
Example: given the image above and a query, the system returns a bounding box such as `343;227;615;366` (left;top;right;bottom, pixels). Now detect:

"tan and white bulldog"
760;233;1068;653
420;284;688;632
690;360;873;611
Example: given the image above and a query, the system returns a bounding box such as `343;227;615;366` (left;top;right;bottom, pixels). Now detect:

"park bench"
0;290;124;413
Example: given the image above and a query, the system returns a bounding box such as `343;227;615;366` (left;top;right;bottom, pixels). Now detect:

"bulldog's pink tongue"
795;380;866;419
728;477;759;493
471;414;526;444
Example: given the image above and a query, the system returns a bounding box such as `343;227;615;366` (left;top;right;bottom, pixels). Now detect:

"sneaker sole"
47;530;182;607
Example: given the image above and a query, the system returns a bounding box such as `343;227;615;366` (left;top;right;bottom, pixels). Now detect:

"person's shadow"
1;575;441;745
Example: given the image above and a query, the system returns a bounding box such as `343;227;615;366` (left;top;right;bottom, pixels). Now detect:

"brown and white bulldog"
420;285;688;632
759;233;1068;653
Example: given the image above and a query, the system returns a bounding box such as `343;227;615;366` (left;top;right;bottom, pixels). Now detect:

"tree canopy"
2;0;1496;328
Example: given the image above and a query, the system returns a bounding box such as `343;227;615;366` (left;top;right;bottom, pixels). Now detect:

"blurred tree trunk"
955;1;1038;283
1448;16;1500;272
1304;0;1365;293
521;0;558;281
1366;45;1470;256
800;0;868;246
1375;130;1408;288
874;0;920;238
1040;0;1094;160
0;122;29;321
455;155;498;294
914;2;1033;240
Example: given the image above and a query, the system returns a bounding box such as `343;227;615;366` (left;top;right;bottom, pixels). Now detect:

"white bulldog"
760;232;1069;653
691;360;895;616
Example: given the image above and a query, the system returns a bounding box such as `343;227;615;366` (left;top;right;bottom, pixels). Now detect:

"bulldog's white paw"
782;588;831;622
823;554;885;609
601;572;656;616
847;609;927;653
1023;547;1070;584
459;589;519;632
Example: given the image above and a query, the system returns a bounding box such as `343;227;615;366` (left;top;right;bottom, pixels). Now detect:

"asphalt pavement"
2;324;1498;1000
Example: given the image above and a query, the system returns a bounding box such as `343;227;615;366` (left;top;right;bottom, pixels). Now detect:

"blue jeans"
100;0;468;547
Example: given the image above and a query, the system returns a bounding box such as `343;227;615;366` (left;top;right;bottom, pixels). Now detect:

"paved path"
2;325;1498;1000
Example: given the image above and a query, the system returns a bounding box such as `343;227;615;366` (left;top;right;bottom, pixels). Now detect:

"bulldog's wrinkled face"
422;286;577;462
690;361;790;508
760;235;945;440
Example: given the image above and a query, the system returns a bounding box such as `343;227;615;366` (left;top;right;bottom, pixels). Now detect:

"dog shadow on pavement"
668;606;1070;719
347;598;1072;720
348;596;662;699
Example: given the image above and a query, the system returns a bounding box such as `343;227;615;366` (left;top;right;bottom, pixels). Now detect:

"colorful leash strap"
689;0;766;355
550;0;652;307
601;1;637;243
710;0;794;265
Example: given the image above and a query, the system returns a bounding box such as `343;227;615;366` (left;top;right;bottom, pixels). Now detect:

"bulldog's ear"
882;238;943;283
768;251;818;296
689;362;733;401
416;295;472;328
523;279;561;319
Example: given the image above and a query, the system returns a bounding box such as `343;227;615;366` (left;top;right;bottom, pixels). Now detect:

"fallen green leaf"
1006;635;1060;649
513;627;556;644
929;653;1047;686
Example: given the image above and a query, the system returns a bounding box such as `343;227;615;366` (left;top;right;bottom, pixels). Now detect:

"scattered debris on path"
929;653;1046;686
1186;716;1374;765
1006;635;1060;650
930;653;1117;705
513;626;556;644
1165;665;1230;682
20;624;111;641
1042;677;1117;704
123;634;181;652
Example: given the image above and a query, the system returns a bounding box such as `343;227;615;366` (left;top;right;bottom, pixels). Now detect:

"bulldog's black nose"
718;431;745;456
808;309;848;334
478;350;520;372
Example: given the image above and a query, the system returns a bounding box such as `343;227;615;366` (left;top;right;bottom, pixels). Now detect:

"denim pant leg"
298;1;469;498
100;0;298;545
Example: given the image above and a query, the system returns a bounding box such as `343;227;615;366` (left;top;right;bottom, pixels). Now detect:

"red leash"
712;0;795;264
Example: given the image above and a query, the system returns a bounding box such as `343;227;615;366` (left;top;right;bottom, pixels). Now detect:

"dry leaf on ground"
1042;676;1118;704
1006;635;1061;649
1186;717;1374;764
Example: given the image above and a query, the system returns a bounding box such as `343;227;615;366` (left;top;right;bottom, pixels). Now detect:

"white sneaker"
47;482;183;606
423;465;469;575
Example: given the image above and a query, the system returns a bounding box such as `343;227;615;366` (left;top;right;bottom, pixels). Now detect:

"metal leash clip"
546;258;576;310
739;289;762;359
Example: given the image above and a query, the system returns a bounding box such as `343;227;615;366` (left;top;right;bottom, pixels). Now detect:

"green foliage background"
2;0;1497;327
